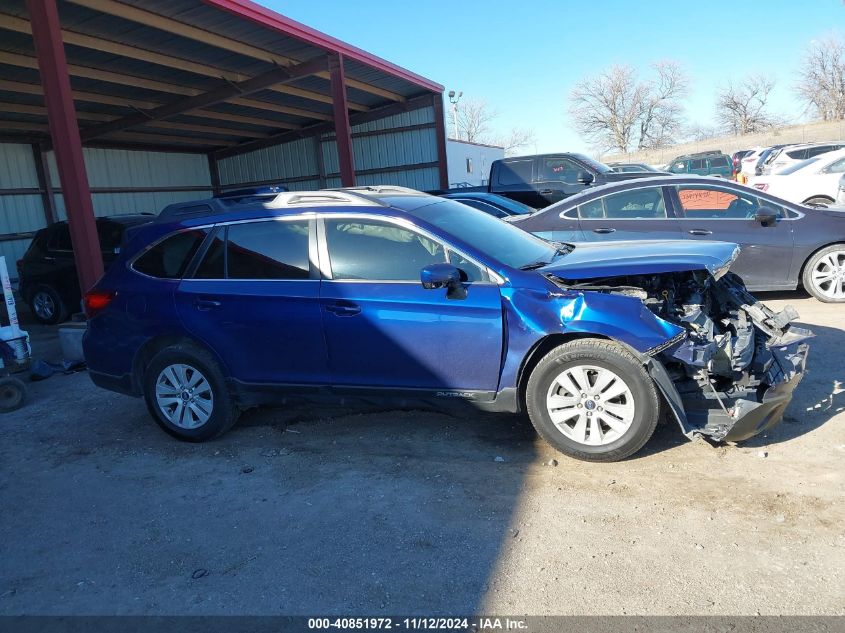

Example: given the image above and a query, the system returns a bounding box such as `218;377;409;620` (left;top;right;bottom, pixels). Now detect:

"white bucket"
0;325;29;362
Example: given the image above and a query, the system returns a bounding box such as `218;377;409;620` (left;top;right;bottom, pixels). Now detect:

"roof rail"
332;185;425;195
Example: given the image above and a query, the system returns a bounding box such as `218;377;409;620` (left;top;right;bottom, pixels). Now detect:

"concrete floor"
0;292;842;616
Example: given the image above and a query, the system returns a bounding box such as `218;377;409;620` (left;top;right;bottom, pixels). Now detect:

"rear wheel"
802;196;834;206
802;244;845;302
28;285;68;325
143;344;239;441
525;339;660;462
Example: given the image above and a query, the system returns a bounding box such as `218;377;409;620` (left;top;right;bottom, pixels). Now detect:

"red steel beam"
431;93;449;190
329;54;355;187
27;0;103;293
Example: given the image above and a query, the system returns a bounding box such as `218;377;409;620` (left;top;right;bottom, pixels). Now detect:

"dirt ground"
0;291;842;616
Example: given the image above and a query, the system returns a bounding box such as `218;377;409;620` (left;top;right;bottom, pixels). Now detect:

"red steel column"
27;0;103;293
431;93;449;190
329;53;355;187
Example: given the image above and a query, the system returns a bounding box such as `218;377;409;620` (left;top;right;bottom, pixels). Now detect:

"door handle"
539;189;554;195
324;301;361;316
592;227;616;234
687;229;713;236
194;297;221;311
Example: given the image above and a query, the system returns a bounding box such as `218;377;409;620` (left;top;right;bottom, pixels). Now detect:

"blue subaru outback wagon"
83;186;811;462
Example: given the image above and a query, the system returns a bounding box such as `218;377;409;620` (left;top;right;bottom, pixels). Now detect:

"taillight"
84;290;114;319
753;183;768;191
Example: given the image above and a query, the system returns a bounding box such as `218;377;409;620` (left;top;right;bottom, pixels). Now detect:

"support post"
207;153;221;196
329;53;355;187
27;0;102;293
31;143;57;225
431;93;450;190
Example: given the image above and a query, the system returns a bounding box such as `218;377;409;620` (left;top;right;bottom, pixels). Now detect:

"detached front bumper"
646;333;811;444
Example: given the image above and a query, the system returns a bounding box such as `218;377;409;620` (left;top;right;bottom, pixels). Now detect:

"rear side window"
133;229;208;279
786;149;807;159
226;220;310;280
496;160;532;186
690;159;706;170
48;225;72;251
708;156;729;168
97;221;124;251
578;188;666;220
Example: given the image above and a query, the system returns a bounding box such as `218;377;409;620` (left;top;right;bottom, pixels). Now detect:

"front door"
533;156;589;207
175;218;330;385
318;217;503;392
669;184;795;290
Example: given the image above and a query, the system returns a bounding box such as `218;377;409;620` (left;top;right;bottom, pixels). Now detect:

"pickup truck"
436;153;662;209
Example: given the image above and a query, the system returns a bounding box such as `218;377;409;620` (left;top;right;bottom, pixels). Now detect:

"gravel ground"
0;292;842;616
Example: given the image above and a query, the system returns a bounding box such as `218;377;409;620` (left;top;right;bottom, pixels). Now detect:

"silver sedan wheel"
155;363;214;429
32;291;56;321
810;250;845;300
546;364;636;446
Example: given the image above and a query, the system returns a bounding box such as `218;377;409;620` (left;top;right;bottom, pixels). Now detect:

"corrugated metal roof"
0;0;443;154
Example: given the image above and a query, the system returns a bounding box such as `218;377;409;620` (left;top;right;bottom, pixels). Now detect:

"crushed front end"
548;270;812;443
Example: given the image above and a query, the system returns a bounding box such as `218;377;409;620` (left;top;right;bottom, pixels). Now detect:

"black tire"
802;243;845;303
525;339;660;462
802;196;834;207
27;284;68;325
0;376;26;412
142;344;239;441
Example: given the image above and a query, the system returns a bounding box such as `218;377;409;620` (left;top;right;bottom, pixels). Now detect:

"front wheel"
525;339;660;462
28;285;68;325
143;344;239;441
802;244;845;302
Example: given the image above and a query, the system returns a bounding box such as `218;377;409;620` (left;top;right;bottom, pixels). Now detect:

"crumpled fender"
499;288;685;391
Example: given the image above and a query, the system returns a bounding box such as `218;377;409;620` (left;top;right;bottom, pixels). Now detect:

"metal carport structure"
0;0;447;294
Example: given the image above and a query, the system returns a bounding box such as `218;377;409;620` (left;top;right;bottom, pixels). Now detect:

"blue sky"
266;0;844;153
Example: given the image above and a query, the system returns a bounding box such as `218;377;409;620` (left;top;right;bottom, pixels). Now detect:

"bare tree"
716;74;777;135
795;36;845;121
685;123;720;142
450;98;497;143
493;127;537;156
567;62;688;154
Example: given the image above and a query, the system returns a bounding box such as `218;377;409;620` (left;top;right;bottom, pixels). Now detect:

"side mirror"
577;171;595;186
420;263;467;300
755;207;778;227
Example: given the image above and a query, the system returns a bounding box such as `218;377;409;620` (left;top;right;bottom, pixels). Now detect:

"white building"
446;139;505;188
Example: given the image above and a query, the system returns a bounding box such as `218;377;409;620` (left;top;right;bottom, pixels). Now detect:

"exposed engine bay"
548;270;812;442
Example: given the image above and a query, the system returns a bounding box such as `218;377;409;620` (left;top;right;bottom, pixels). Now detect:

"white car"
739;147;767;176
750;148;845;205
838;173;845;204
763;142;845;175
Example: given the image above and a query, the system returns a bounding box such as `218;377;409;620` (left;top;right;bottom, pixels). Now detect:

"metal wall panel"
46;148;211;188
217;137;318;186
218;105;440;192
53;190;214;220
0;143;39;189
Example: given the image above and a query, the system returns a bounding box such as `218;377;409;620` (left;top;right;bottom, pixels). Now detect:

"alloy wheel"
32;291;55;321
155;363;214;429
545;364;636;446
810;250;845;300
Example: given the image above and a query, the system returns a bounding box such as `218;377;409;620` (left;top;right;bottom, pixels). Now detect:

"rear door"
669;183;794;290
175;218;329;385
490;159;539;207
576;185;684;242
318;216;503;392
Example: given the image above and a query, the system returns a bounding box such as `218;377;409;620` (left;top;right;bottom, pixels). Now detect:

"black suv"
17;215;152;324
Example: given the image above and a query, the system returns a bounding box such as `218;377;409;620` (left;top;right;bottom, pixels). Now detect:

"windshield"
406;199;557;269
777;157;819;175
571;153;612;174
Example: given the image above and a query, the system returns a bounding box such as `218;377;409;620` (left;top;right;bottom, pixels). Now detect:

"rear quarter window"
133;229;208;279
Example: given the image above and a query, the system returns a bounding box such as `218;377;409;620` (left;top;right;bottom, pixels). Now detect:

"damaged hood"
540;240;740;281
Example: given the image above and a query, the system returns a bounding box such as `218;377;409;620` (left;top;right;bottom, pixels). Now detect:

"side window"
540;158;582;184
496;160;532;186
669;161;687;174
226;220;310;280
193;229;225;279
97;222;124;252
676;186;762;219
48;225;72;251
602;188;666;219
578;198;605;219
708;156;729;168
325;220;446;281
447;251;485;282
134;229;208;279
826;157;845;174
690;158;706;170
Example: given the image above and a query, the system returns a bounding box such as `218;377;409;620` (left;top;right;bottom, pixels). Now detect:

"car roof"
783;141;844;151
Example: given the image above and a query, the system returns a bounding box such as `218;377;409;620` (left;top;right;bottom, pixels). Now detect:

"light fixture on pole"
448;90;462;141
